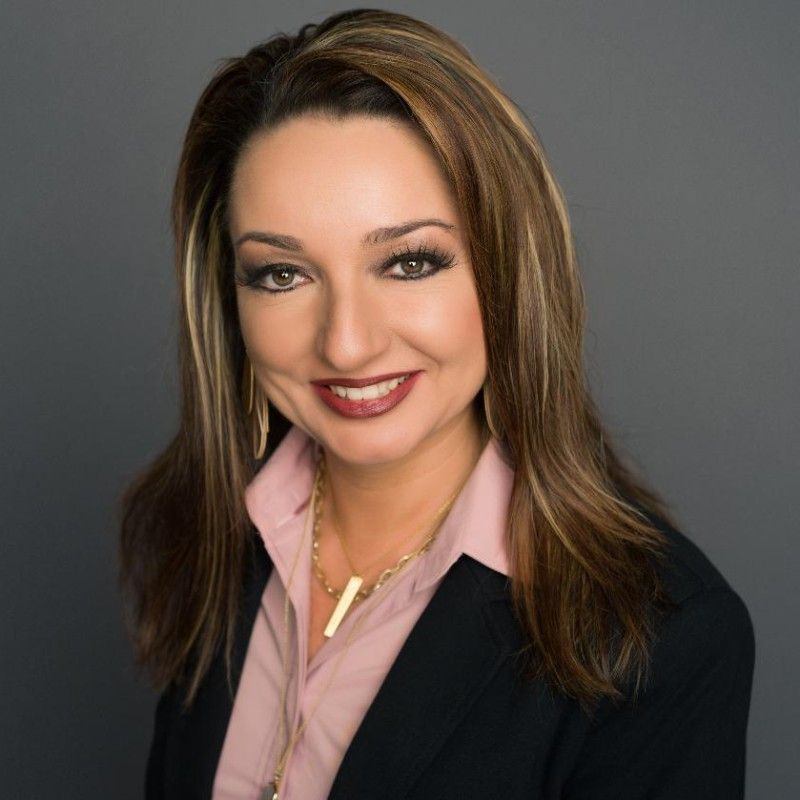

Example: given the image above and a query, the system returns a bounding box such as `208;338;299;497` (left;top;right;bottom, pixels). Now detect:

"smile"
311;371;421;418
328;374;411;400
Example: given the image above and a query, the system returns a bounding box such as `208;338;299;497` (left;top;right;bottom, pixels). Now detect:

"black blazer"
145;512;755;799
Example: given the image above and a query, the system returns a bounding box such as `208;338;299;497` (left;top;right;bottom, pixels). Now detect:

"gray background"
2;1;797;797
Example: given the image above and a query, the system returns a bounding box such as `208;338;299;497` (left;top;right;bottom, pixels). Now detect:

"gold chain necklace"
261;451;465;800
311;450;464;637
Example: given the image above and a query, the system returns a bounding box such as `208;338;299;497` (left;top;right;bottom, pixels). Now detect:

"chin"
318;419;427;466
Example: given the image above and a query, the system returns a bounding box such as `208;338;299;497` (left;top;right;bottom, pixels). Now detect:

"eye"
382;244;457;281
235;264;310;294
263;266;306;291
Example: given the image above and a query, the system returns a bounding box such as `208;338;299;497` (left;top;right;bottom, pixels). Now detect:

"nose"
315;276;391;373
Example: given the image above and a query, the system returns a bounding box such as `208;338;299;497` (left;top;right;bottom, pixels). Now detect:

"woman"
119;9;755;800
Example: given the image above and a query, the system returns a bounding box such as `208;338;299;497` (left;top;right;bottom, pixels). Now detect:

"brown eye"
272;267;295;287
399;258;425;276
383;244;457;282
236;262;310;293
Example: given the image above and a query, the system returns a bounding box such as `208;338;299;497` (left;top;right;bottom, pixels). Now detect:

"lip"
310;370;419;389
311;371;422;418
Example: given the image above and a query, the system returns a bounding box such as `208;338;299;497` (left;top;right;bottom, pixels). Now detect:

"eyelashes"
235;242;458;295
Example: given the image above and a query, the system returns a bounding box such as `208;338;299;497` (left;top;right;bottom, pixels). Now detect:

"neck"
320;409;487;564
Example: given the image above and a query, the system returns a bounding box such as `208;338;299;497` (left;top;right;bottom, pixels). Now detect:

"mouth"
310;370;422;418
326;372;412;399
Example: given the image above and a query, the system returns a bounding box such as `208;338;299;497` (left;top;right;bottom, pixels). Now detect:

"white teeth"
328;373;410;400
361;384;380;400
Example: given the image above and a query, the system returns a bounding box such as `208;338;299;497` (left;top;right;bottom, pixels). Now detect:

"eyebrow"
233;217;456;251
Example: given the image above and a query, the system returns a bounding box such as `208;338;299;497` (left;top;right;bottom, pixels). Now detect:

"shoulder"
467;503;755;696
644;507;739;602
563;511;756;798
648;514;755;667
627;508;755;699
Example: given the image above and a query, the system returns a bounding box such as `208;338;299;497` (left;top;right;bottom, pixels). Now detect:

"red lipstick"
311;370;422;418
310;370;415;389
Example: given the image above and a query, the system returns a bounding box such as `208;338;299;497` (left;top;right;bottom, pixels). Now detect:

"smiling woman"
118;8;754;800
229;115;486;464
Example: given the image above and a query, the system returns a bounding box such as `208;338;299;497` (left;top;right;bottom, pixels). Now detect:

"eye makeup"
234;240;458;294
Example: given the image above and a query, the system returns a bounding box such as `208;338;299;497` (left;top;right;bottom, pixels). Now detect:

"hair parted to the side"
118;7;679;713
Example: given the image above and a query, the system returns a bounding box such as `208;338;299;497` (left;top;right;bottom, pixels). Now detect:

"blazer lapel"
327;553;515;800
167;534;515;800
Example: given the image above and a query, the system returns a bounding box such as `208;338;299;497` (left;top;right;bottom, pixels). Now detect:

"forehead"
228;114;459;246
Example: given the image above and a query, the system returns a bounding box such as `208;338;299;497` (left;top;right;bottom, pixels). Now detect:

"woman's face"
228;113;487;466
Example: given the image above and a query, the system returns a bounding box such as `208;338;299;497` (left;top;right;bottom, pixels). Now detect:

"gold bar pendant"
323;575;363;638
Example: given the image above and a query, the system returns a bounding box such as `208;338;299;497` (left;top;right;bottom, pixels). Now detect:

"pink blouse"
212;424;514;800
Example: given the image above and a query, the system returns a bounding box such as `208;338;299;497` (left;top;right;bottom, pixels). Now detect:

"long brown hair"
118;8;679;713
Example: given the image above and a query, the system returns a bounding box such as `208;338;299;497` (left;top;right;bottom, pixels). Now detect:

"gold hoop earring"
244;359;269;459
482;383;501;440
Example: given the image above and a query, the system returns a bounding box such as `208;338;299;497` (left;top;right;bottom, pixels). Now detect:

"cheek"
398;279;486;369
236;293;311;372
454;293;487;375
